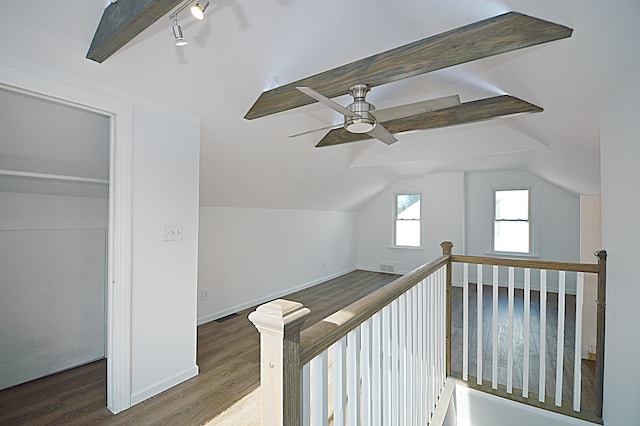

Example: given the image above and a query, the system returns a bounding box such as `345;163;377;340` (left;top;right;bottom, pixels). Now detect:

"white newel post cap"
249;299;311;337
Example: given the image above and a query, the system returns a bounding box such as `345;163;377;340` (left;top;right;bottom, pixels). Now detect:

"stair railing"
249;251;450;425
249;241;606;425
446;243;606;424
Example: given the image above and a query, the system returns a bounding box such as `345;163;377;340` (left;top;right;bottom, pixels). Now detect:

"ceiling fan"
292;84;463;146
245;12;572;147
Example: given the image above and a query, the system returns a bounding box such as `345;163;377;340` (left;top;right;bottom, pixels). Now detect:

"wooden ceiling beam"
315;95;543;147
87;0;184;63
245;12;571;120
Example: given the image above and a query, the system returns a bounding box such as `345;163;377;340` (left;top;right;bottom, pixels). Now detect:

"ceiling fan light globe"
345;117;376;133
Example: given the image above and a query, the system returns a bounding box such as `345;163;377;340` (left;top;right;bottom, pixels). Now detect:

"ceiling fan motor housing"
345;84;376;133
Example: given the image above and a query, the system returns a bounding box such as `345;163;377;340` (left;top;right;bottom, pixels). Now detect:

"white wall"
129;104;200;404
600;68;640;425
422;172;465;262
454;385;596;426
464;170;580;292
197;207;356;323
356;173;464;274
0;192;108;390
357;169;579;288
357;177;425;274
0;192;108;229
0;64;201;408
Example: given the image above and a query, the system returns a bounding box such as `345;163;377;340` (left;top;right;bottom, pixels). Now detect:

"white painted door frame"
0;65;133;413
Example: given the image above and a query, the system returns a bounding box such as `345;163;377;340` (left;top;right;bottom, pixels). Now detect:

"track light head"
172;17;188;46
190;0;209;20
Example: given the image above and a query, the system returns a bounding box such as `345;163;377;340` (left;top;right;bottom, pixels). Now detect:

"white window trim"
488;185;539;258
390;190;423;249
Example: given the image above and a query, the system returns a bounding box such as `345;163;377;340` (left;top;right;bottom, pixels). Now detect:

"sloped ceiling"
0;0;638;210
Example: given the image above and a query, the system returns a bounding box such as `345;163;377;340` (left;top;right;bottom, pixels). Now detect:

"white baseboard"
357;265;408;275
197;267;357;325
0;351;105;391
130;365;199;406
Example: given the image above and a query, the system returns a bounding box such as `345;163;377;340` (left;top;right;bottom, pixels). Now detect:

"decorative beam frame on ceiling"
87;0;184;63
244;12;572;120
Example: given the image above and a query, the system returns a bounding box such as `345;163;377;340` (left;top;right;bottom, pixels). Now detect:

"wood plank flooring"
0;272;598;425
0;270;398;426
449;284;597;411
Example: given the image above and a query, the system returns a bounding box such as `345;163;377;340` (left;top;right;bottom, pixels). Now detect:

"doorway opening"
0;68;133;414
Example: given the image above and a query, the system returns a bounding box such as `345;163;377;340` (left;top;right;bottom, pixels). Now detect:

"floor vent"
379;263;396;273
215;313;239;323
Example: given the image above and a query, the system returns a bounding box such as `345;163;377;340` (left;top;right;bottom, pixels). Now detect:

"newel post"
441;241;454;376
249;299;310;426
594;250;607;419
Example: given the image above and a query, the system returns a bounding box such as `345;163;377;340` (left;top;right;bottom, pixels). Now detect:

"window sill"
486;251;539;259
389;245;423;251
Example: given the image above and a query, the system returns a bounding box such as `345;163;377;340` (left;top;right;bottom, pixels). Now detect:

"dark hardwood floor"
0;270;398;425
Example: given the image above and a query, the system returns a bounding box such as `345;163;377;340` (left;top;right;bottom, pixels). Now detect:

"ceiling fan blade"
245;12;571;120
371;95;461;122
316;95;542;147
288;123;342;138
367;123;397;145
296;87;356;117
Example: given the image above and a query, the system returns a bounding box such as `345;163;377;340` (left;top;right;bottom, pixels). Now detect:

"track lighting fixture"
168;0;210;47
172;17;188;46
190;1;210;20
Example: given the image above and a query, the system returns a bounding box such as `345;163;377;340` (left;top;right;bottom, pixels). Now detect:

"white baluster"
429;273;436;415
417;280;425;426
362;319;372;425
574;272;584;412
311;351;328;426
382;305;391;426
539;270;547;403
407;286;418;424
523;268;531;399
413;285;419;425
555;271;566;407
507;267;515;394
302;363;310;426
433;272;442;394
463;263;469;381
347;327;361;424
398;293;406;426
332;338;346;426
438;266;447;390
372;312;382;425
477;264;483;385
492;265;499;389
391;299;399;425
440;267;446;390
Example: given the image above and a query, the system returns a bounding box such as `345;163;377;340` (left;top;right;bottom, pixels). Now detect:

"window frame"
490;186;538;257
391;192;422;249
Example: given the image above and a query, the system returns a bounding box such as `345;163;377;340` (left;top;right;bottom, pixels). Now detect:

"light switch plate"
162;224;183;241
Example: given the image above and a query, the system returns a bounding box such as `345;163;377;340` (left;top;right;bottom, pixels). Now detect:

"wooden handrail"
299;255;449;365
450;254;600;274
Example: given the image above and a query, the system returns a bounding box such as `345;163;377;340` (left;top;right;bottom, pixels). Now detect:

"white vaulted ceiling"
0;0;638;210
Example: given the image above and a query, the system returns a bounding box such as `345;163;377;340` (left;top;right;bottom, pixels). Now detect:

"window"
394;193;421;247
493;189;530;253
